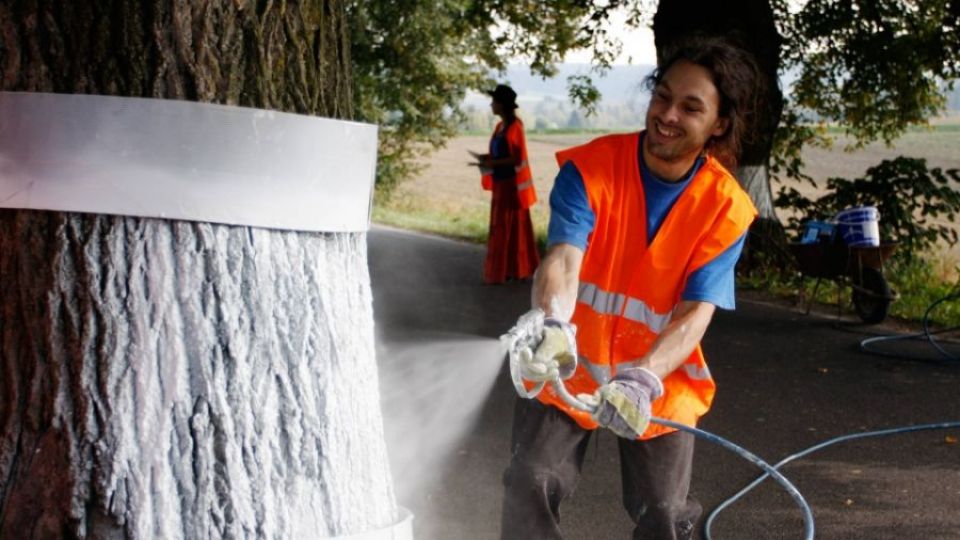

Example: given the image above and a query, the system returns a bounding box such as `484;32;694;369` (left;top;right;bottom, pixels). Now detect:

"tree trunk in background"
0;2;397;538
654;0;788;263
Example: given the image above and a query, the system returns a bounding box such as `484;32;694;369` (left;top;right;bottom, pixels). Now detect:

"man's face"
491;100;503;116
644;60;729;165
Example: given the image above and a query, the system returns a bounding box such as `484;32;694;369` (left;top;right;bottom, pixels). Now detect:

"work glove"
590;367;663;439
502;309;578;383
533;318;578;380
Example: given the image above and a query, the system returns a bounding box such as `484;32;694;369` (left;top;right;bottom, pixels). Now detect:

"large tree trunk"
0;2;397;538
0;1;353;115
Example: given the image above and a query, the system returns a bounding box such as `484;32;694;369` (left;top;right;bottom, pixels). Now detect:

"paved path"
368;227;960;540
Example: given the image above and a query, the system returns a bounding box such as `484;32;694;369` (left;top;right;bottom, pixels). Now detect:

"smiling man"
500;38;763;540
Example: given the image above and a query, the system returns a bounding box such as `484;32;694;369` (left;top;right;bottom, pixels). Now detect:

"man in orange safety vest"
500;37;763;540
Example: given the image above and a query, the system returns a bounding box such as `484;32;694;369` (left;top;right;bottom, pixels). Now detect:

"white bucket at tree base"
835;206;880;247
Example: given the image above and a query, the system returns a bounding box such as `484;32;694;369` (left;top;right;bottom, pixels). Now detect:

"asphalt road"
368;227;960;540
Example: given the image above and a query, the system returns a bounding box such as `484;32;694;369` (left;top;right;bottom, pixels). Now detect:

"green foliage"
770;0;960;192
348;0;488;198
766;1;960;313
885;256;960;326
776;157;960;259
566;74;602;116
768;106;829;188
350;0;960;208
347;0;656;198
780;0;960;146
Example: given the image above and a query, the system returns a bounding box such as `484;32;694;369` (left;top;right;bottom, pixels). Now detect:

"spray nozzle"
502;311;595;413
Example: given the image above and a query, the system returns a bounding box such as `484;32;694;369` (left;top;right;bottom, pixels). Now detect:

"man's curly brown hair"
644;36;765;171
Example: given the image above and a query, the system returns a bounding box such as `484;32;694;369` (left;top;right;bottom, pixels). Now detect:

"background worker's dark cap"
487;84;519;108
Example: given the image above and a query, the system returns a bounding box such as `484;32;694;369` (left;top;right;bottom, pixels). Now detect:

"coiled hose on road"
701;420;960;539
545;377;818;540
508;290;960;539
523;376;959;540
705;289;960;538
859;290;960;363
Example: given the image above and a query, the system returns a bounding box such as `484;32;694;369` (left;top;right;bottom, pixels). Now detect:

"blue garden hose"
546;374;958;539
548;378;817;540
501;322;816;540
551;375;960;540
702;420;960;539
704;290;960;537
506;299;959;540
859;290;960;363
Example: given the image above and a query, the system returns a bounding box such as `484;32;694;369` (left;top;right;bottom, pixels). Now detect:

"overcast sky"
563;10;657;66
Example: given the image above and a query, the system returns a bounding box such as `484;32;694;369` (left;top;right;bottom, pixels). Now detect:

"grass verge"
373;175;552;249
372;204;490;244
373;203;551;252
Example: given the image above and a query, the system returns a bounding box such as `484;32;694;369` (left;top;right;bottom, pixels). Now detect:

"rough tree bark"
653;0;788;262
0;1;396;538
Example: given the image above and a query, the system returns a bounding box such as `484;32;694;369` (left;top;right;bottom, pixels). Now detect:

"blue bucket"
800;220;836;244
835;206;880;247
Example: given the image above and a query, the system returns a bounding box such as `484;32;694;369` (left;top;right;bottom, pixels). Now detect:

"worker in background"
469;84;540;285
500;37;763;540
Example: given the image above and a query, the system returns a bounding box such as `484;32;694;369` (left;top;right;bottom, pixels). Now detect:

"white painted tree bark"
0;213;397;538
736;165;777;219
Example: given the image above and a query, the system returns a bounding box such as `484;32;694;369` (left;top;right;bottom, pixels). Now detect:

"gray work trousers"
500;397;701;540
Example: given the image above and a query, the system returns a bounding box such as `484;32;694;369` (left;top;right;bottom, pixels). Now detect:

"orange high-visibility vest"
481;118;537;209
536;132;757;439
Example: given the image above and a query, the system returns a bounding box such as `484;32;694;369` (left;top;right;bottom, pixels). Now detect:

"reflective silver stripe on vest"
578;282;627;316
578;355;611;384
622;297;672;334
514;159;529;173
682;363;712;381
517;179;533;191
618;359;713;382
579;281;671;333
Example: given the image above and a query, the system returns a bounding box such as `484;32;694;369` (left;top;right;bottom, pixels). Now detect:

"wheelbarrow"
789;241;899;324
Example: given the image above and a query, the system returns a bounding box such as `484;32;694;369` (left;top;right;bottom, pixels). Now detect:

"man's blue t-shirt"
547;139;747;310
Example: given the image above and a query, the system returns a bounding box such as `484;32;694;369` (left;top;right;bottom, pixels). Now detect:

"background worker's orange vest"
534;132;757;439
481;119;537;209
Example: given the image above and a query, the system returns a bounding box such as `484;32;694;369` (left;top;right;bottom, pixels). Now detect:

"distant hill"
461;64;655;131
460;63;960;132
465;63;655;107
484;63;960;110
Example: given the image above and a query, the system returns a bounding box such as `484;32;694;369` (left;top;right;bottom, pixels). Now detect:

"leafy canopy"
777;158;960;259
780;0;960;146
348;0;652;197
349;0;960;202
770;0;960;261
